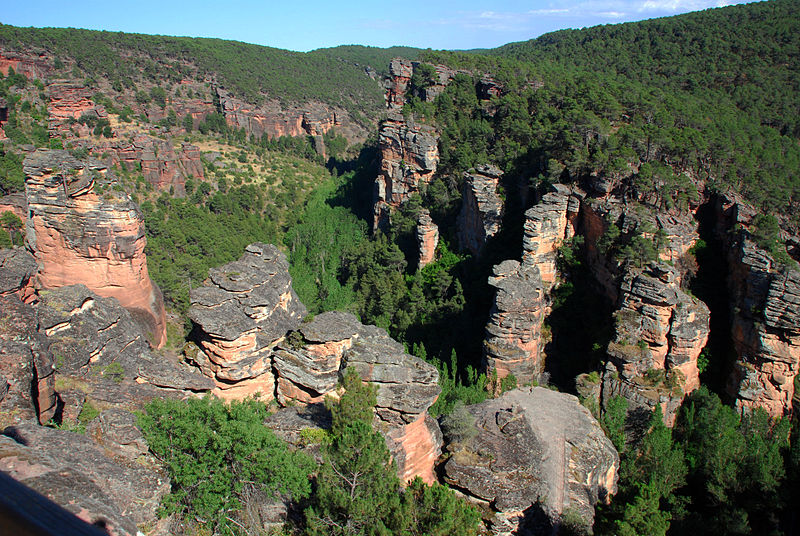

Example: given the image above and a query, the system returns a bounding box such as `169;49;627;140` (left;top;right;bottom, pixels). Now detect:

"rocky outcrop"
272;311;443;484
483;260;546;385
442;387;618;535
386;58;413;110
521;184;581;289
725;231;800;416
0;96;7;139
0;295;56;427
217;88;339;140
0;423;169;536
188;243;307;400
24;150;167;348
38;284;213;393
416;209;439;268
602;264;710;425
478;75;504;99
457;164;504;255
0;52;51;79
372;114;439;230
47;82;108;139
0;191;27;221
0;248;37;303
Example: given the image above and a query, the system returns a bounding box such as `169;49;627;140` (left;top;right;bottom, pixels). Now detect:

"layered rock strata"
725;230;800;416
521;184;581;289
372;114;439;230
386;58;413;109
189;247;443;483
416;209;439;268
47;82;108;139
457;164;505;255
0;295;56;427
0;52;51;79
442;387;618;536
602;264;710;424
38;284;213;393
483;260;546;385
24;150;167;347
188;243;307;400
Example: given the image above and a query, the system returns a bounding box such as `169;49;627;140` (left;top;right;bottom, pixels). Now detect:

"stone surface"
0;248;37;303
521;184;579;289
188;243;306;400
372;114;439;230
38;284;213;393
483;260;546;385
442;387;618;535
47;82;108;139
726;232;800;416
0;295;56;427
24;150;167;348
1;423;169;535
416;209;439;269
457;164;505;255
0;51;51;79
602;264;710;425
385;58;413;109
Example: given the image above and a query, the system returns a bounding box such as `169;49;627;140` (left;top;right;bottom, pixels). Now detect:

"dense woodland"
1;1;800;534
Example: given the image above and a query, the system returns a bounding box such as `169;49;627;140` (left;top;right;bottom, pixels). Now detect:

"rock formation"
38;284;213;393
0;51;51;79
457;164;505;255
442;387;618;535
47;82;108;139
0;295;56;427
0;424;169;536
521;184;581;289
0;96;7;139
0;248;37;303
23;150;167;348
725;229;800;416
602;264;710;424
189;247;443;483
188;243;307;400
483;260;546;385
0;191;27;222
372;114;439;230
416;209;439;268
217;88;339;140
386;58;413;109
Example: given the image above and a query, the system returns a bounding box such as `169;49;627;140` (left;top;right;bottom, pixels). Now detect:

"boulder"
24;150;167;348
442;387;618;535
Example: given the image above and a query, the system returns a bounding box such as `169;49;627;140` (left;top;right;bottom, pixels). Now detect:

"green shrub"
138;396;313;535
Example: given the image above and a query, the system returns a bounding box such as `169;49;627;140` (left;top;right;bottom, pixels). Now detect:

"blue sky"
2;0;756;52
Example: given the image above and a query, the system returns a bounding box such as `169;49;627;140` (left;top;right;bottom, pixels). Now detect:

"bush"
138;396;313;535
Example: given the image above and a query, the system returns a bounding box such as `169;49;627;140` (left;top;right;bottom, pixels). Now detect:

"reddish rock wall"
372;114;439;230
23;150;167;348
0;52;51;79
457;164;504;255
416;209;439;269
47;82;108;139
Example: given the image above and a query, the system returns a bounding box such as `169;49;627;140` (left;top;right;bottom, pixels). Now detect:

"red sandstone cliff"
23;150;167;348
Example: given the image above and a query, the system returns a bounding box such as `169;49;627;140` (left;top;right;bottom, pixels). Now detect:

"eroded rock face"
521;185;580;289
24;150;167;348
386;58;413;109
274;311;443;483
0;248;37;303
602;264;710;425
47;82;108;139
38;284;213;393
188;243;307;400
416;209;439;269
483;260;546;385
457;164;504;255
0;295;56;427
372;114;439;230
442;387;618;535
0;51;51;79
726;233;800;416
0;424;169;536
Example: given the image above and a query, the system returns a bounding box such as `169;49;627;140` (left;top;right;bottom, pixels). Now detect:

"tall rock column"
457;164;505;256
24;150;167;348
416;209;439;269
725;231;800;416
372;114;439;230
601;264;710;425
